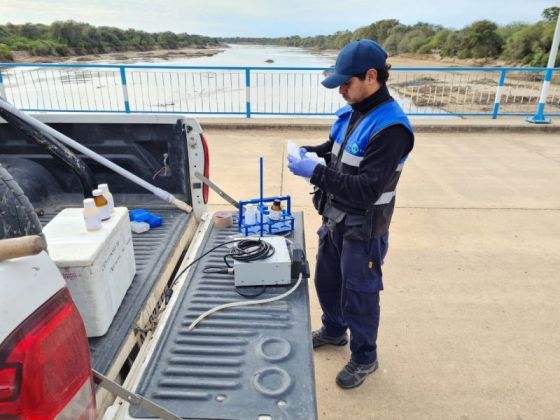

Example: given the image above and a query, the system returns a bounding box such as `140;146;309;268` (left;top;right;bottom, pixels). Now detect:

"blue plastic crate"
238;196;294;236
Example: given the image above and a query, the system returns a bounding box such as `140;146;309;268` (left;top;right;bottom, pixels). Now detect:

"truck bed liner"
40;205;192;374
130;213;317;420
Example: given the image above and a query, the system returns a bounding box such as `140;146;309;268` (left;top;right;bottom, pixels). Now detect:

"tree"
83;26;103;53
19;23;48;40
50;20;86;49
502;21;553;63
458;20;503;58
0;26;8;44
542;7;559;23
441;31;464;57
158;31;179;49
99;26;125;50
418;29;452;54
497;22;530;42
352;19;400;44
333;31;352;49
383;24;408;54
397;29;430;53
0;43;13;61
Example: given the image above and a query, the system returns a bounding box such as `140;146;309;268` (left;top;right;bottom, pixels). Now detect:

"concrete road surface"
201;121;560;420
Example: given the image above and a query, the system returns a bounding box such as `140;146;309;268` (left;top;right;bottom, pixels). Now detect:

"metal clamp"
93;370;182;420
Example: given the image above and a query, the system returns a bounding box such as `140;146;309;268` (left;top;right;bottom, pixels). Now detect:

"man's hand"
287;155;320;178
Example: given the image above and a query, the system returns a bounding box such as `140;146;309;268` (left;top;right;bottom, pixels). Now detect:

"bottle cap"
92;189;102;196
83;198;96;208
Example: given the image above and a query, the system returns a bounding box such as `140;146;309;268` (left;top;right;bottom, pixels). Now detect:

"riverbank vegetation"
222;7;560;67
0;20;219;61
1;7;558;65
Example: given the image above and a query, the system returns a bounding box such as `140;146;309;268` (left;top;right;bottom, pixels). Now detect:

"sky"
0;0;557;37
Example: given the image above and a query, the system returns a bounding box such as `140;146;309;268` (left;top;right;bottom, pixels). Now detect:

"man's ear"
367;68;378;84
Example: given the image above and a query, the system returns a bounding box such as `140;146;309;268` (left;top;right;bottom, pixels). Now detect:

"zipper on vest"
336;112;365;169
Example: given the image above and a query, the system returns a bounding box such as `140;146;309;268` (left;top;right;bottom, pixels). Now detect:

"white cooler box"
43;207;136;337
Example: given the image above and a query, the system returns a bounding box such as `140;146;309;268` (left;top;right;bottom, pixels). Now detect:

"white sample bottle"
83;198;102;231
92;189;111;221
244;204;257;225
98;183;114;212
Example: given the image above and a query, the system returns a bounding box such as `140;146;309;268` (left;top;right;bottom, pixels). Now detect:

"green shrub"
29;40;51;56
0;44;14;61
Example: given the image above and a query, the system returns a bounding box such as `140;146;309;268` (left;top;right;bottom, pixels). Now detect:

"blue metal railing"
0;63;558;119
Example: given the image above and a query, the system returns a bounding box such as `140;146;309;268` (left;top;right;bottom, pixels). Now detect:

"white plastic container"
244;204;257;225
92;188;111;221
43;207;136;337
82;198;102;231
98;183;114;212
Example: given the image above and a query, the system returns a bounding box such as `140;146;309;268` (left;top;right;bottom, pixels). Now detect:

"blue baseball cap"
322;39;388;89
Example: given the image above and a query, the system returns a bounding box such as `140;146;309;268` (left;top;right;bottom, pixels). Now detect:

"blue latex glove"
287;155;319;178
299;147;308;159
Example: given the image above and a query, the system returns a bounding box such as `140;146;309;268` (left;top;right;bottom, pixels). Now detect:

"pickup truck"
0;109;316;419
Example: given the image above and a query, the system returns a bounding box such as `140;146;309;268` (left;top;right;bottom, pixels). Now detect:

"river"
129;44;445;115
148;44;445;116
4;44;446;116
125;43;337;68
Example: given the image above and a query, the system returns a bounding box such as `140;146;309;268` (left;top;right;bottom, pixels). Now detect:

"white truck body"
0;251;65;343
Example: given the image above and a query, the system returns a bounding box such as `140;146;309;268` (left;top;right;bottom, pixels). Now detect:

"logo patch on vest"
350;143;359;154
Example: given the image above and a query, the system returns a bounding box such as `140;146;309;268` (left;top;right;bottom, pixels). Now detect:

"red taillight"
200;132;210;204
0;288;95;419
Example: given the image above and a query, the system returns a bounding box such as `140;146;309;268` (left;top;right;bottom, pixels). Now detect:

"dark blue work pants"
315;223;389;364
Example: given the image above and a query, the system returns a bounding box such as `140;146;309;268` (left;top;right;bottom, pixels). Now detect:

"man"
287;39;414;389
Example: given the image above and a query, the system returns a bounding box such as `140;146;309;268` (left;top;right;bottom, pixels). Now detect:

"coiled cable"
225;238;275;266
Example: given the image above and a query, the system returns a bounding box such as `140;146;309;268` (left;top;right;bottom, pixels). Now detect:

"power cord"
164;236;303;330
165;239;242;303
188;273;303;331
234;285;266;298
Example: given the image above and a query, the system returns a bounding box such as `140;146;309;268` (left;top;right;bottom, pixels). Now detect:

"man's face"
338;69;379;104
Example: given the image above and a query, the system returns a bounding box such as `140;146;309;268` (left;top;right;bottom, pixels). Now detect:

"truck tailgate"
129;212;317;420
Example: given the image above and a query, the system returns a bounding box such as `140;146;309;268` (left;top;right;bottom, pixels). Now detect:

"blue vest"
330;101;413;170
322;99;414;238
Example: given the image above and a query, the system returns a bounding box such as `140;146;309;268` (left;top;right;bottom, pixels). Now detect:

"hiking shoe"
312;328;348;348
336;359;379;389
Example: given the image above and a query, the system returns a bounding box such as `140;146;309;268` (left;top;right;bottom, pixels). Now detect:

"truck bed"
0;114;202;379
128;213;317;420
